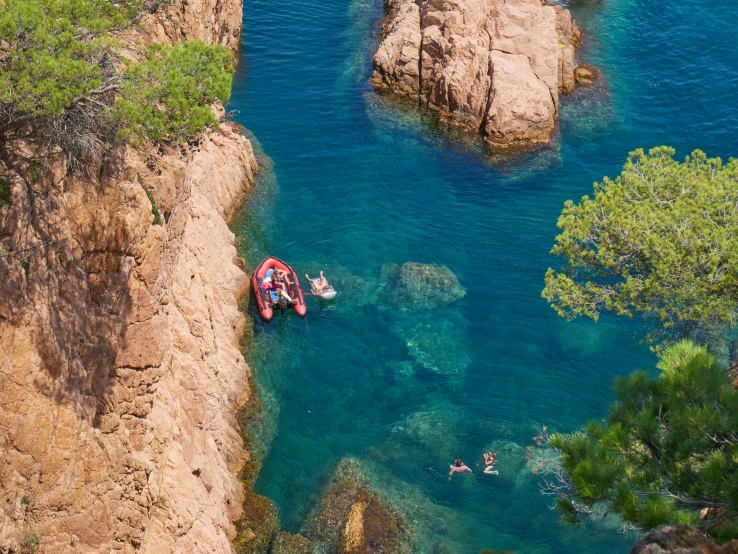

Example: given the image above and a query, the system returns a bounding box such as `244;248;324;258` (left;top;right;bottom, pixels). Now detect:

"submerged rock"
380;262;465;310
575;64;598;86
304;459;415;554
270;531;316;554
390;312;471;374
391;409;461;460
629;524;738;553
370;0;583;150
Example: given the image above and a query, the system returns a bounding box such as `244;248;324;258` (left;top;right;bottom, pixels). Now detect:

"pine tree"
546;341;738;542
542;147;738;343
0;0;234;168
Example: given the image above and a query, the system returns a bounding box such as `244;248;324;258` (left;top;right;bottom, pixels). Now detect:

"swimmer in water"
483;452;498;475
449;459;472;480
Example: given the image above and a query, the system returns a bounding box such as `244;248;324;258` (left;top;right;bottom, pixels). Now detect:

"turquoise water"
229;1;738;552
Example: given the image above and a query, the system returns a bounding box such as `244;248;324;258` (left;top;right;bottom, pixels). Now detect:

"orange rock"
371;0;584;149
341;501;366;553
0;1;265;551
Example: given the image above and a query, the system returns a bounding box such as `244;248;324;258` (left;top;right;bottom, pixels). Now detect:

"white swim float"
309;277;337;300
317;288;337;300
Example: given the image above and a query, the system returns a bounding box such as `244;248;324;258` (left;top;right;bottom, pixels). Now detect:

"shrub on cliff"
542;147;738;343
114;41;234;143
540;341;738;541
0;0;234;168
0;0;130;120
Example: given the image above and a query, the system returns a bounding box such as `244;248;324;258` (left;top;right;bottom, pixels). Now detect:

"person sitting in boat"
274;269;293;287
275;286;294;303
305;271;329;294
264;269;294;302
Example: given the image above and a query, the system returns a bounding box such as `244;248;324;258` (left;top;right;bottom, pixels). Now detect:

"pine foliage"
114;41;234;143
542;147;738;342
549;341;738;541
0;0;234;168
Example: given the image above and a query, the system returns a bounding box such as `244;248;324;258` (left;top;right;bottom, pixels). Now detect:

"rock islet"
371;0;587;149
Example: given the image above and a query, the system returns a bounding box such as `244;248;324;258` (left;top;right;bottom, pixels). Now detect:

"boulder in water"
304;459;415;554
380;262;465;310
575;64;598;86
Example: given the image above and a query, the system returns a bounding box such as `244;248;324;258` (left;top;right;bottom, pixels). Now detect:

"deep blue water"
229;1;738;552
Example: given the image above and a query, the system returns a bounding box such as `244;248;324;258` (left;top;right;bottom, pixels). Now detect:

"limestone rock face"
554;3;581;94
485;50;556;148
0;124;261;554
630;524;738;554
372;0;423;95
370;0;582;149
0;1;273;552
0;126;258;554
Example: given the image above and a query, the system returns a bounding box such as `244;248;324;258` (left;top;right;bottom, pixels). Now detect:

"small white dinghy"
306;273;337;300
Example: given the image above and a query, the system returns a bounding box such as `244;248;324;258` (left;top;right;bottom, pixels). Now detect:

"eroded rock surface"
630;524;738;554
370;0;583;149
269;532;315;554
574;63;598;86
304;460;414;554
0;123;262;554
134;0;244;52
0;1;273;552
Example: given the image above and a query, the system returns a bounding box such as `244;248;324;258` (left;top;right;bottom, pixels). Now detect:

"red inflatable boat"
252;257;307;321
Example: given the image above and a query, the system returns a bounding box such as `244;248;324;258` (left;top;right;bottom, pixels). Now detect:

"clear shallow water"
229;1;738;552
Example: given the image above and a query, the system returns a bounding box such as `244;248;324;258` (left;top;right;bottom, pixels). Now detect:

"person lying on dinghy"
305;271;329;294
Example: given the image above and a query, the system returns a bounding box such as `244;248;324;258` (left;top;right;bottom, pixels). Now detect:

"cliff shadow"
0;138;141;422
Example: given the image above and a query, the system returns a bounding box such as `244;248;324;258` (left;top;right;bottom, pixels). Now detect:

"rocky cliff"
0;1;267;552
370;0;583;149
